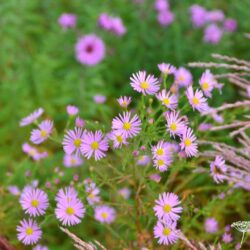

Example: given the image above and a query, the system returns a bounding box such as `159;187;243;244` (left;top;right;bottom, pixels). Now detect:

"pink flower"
30;120;53;144
222;232;233;243
204;217;218;233
112;112;141;138
67;105;79;116
199;70;217;97
20;108;44;127
81;131;109;161
158;63;176;75
157;90;178;110
75;117;85;128
154;192;182;221
93;95;106;104
189;5;207;28
153;156;172;172
94;205;116;224
157;10;175;26
130;71;160;95
180;127;198;157
118;187;131;199
22;143;48;161
63;154;83;168
186;86;209;113
58;13;76;29
224;18;237;32
109;131;128;148
154;0;169;12
206;10;224;22
204;24;223;44
174;67;193;87
75;34;105;66
210;156;227;184
117;96;132;108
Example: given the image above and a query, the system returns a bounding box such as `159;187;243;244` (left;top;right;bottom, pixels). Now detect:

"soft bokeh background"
0;0;250;249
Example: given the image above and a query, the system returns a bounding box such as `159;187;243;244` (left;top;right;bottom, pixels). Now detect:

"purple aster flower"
62;128;85;156
137;155;151;166
157;90;178;110
152;140;172;159
186;86;209;113
30;120;53;144
174;67;193;87
17;219;42;245
205;217;218;233
8;185;21;196
67;105;79;116
81;130;109;161
22;143;48;161
20;188;49;217
58;13;76;29
154;0;169;12
204;24;223;44
98;13;113;30
20;108;44;127
165;111;187;138
55;188;85;226
158;63;176;75
109;131;128;148
157;10;175;26
33;245;48;250
75;34;105;66
93;95;106;104
212;112;224;123
130;71;160;95
111;17;126;36
153;156;172;172
118;187;131;199
154;220;180;245
117;96;132;108
165;142;180;153
189;5;207;28
94;205;116;224
210;156;227;184
85;183;101;206
199;70;217;97
63;153;83;168
149;173;161;183
154;192;182;221
112;111;141;138
198;123;212;131
224;18;237;32
206;10;225;22
75;116;85;128
180;127;198;157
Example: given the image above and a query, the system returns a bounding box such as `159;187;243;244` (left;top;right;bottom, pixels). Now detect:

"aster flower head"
153;156;172;172
20;108;44;127
186;86;209;113
94;205;116;224
205;217;218;233
199;70;217;97
180;127;198;157
58;13;76;29
165;111;187;138
17;219;42;245
33;245;48;250
55;188;85;226
206;10;225;22
130;71;160;95
75;116;85;128
75;34;105;66
118;187;131;200
174;67;192;88
154;220;180;245
158;63;176;76
30;120;53;144
154;192;182;221
63;128;85;156
63;153;83;168
152;140;173;159
157;10;175;26
224;18;237;32
111;17;127;36
149;173;161;183
86;184;101;206
222;232;233;243
93;95;106;104
98;13;113;30
157;90;178;110
81;130;109;161
22;143;48;161
189;5;207;28
8;185;21;196
154;0;169;12
20;188;49;217
210;156;227;184
109;130;128;148
198;123;212;131
137;155;151;166
117;96;132;108
112;111;141;138
67;105;79;116
204;24;223;44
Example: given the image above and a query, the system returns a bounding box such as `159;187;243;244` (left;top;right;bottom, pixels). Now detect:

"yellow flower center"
170;123;177;131
192;97;200;105
163;228;171;236
178;76;185;81
122;101;127;107
31;199;39;208
163;204;172;213
140;81;149;90
74;138;82;148
88;193;95;199
66;207;75;215
101;212;108;219
163;98;170;105
116;135;123;143
26;227;33;235
156;148;164;156
91;141;99;150
29;149;36;156
40;130;47;138
70;158;76;164
157;159;165;166
123;122;131;130
184;138;192;147
202;82;209;90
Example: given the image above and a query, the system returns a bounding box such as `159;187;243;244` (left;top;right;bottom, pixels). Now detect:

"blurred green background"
0;0;250;249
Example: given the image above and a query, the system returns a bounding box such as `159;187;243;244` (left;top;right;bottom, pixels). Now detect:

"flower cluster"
154;0;175;27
